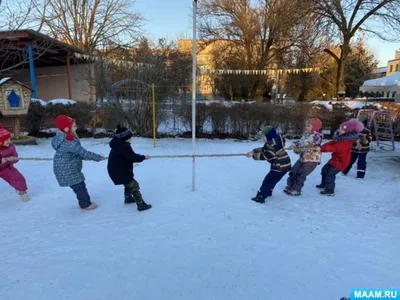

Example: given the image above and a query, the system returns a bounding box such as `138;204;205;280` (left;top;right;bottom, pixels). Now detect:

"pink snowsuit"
0;144;27;192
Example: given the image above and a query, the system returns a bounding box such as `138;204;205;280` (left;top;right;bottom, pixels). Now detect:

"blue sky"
134;0;399;67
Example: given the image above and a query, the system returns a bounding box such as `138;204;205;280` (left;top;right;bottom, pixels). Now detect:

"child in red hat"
0;125;29;201
285;118;323;196
52;115;105;211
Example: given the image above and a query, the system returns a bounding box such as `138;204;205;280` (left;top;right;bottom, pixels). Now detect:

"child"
107;125;152;211
342;115;372;179
247;125;291;203
0;126;29;201
317;118;364;196
52;115;105;211
284;118;323;196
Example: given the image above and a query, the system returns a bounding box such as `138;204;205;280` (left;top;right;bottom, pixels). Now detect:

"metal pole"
152;83;156;148
192;0;197;192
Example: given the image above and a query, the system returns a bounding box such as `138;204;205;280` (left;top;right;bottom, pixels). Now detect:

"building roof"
363;72;400;87
0;29;90;72
371;67;387;74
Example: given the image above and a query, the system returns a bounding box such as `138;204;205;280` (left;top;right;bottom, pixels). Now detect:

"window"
390;65;393;72
396;64;399;72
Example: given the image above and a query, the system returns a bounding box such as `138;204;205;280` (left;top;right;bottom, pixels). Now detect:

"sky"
134;0;399;68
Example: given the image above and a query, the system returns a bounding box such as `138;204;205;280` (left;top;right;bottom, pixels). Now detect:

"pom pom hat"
340;118;364;133
55;115;75;141
115;125;133;141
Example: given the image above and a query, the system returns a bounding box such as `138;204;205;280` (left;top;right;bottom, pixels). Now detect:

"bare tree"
197;0;310;97
311;0;400;98
0;0;38;30
34;0;144;52
0;0;54;74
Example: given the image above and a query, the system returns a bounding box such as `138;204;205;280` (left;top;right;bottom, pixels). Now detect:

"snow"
0;77;11;85
31;98;47;106
312;100;382;111
47;99;76;105
1;137;400;300
362;72;400;87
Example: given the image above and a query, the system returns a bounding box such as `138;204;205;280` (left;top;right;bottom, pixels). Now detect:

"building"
359;49;400;99
371;67;387;78
387;50;400;76
0;30;95;103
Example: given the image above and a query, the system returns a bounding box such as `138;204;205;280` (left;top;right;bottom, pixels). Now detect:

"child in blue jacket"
247;125;291;203
52;115;105;211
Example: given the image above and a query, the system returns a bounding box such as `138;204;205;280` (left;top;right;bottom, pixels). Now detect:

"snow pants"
0;167;28;192
286;160;318;192
70;181;92;209
320;163;340;193
259;170;288;198
343;152;367;178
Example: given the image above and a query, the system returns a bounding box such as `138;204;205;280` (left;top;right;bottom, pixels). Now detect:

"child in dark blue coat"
247;125;291;203
107;125;152;211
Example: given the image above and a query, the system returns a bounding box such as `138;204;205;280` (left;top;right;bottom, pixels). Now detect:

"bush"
177;103;208;133
26;102;46;136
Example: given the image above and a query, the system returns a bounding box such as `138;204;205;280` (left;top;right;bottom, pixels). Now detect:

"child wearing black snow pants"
247;126;291;203
342;116;372;179
107;125;152;211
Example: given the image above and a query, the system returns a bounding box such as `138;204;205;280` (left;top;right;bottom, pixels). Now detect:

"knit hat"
340;118;364;133
115;124;133;141
55;115;75;141
261;125;277;141
305;118;322;132
0;125;11;145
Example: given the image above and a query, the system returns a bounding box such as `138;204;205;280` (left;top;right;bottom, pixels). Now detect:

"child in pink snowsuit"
0;126;29;201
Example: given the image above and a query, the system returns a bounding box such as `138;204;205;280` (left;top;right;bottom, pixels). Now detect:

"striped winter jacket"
352;128;372;154
252;134;291;172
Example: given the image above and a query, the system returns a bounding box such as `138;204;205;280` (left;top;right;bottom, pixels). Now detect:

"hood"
333;131;359;142
52;130;75;152
109;137;129;150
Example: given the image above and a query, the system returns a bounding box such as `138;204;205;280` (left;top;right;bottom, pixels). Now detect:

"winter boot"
132;191;152;211
316;184;325;189
320;190;335;196
17;191;29;202
283;186;291;195
81;202;98;211
251;192;267;203
290;190;301;196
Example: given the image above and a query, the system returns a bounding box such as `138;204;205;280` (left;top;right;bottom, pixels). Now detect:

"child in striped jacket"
247;125;291;203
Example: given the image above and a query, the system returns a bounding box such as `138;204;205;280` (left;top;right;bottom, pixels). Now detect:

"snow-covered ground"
1;138;400;300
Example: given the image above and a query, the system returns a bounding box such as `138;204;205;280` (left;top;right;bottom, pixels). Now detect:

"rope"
18;153;248;161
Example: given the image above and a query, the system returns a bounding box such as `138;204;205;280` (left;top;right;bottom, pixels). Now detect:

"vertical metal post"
152;83;156;148
192;0;197;191
27;43;37;98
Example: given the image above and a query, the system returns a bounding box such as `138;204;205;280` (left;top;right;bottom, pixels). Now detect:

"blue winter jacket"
52;130;102;187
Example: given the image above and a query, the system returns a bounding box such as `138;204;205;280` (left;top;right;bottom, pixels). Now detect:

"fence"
3;85;400;143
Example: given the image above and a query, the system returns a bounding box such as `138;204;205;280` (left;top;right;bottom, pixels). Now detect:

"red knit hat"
0;125;11;145
305;118;322;132
55;115;75;141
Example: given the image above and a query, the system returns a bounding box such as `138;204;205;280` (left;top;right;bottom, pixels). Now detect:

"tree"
0;0;53;74
34;0;144;52
197;0;310;98
345;39;378;98
311;0;400;98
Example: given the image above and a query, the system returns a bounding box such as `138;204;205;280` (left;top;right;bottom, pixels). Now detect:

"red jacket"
320;140;354;172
